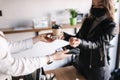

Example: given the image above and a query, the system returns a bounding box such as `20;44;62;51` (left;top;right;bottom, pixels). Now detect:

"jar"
52;24;61;36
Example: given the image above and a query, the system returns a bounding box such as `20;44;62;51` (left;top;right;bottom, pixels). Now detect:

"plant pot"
70;18;77;26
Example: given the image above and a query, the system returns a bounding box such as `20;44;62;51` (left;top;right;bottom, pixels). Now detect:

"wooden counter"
45;66;86;80
0;24;81;34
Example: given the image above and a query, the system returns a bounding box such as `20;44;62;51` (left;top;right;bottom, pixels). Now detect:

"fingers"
69;37;80;47
46;33;54;37
58;31;64;39
56;49;69;54
46;32;64;40
45;33;56;41
52;49;72;60
69;37;77;43
41;32;64;40
62;50;72;57
65;54;72;57
43;33;55;42
63;49;70;54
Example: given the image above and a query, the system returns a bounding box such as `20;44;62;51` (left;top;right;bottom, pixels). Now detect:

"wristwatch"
47;55;54;64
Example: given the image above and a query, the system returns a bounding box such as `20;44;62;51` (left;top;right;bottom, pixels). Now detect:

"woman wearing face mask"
58;0;118;80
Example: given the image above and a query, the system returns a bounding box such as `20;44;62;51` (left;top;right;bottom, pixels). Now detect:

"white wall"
109;1;120;72
109;35;119;72
0;0;92;28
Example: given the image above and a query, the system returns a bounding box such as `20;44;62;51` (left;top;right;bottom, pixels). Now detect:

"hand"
51;50;71;60
39;33;55;42
57;31;64;40
33;33;55;44
69;37;81;48
47;31;64;40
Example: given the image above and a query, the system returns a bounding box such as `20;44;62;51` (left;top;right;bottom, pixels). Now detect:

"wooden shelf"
0;24;81;34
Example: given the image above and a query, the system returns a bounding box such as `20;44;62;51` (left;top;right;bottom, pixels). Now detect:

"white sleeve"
8;38;33;53
0;49;48;76
0;36;48;76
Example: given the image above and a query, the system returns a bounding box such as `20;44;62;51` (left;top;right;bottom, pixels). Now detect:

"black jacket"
63;18;117;68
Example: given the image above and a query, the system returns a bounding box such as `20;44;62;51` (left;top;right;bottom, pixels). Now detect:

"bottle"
50;12;56;25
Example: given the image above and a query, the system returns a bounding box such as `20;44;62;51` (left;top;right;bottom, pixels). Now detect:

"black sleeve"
63;32;75;41
78;21;117;50
62;32;75;50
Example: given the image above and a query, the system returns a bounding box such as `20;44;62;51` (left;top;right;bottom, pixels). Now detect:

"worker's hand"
69;37;81;48
33;33;55;44
45;31;64;40
50;31;64;40
51;50;71;60
57;31;65;40
39;33;55;42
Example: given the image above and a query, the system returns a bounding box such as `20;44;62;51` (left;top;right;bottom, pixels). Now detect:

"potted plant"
69;9;78;25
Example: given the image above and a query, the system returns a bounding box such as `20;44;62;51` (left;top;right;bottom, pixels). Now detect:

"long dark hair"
89;0;115;20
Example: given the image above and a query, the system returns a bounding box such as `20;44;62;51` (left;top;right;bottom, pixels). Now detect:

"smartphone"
67;48;80;54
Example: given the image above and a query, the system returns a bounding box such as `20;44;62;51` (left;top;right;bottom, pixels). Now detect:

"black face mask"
91;8;106;17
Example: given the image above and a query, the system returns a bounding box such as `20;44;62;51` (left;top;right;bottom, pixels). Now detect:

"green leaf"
69;9;78;18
